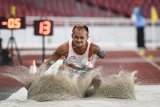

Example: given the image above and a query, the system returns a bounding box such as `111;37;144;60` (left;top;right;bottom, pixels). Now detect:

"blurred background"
0;0;160;101
0;0;159;66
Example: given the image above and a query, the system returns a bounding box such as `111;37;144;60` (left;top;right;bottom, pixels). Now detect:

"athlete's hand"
96;50;105;58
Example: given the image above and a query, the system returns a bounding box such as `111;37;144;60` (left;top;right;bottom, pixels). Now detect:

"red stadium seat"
0;0;159;18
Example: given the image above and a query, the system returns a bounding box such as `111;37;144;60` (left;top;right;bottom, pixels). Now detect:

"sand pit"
1;85;160;107
2;65;137;101
2;65;160;106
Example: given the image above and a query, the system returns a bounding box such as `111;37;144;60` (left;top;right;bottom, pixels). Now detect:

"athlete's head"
72;24;89;48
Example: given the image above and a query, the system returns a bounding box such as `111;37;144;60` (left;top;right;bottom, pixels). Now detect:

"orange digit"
43;21;51;35
39;22;44;34
14;18;21;28
39;21;51;35
8;18;14;29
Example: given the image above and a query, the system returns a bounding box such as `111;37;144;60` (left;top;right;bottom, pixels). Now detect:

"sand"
0;85;160;107
1;65;160;106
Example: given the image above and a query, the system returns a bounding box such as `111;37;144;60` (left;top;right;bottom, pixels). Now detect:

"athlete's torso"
63;40;93;68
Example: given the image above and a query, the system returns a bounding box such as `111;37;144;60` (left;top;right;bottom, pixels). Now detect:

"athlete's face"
72;28;88;48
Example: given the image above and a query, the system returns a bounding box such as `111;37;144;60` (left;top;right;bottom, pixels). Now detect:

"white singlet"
63;40;93;68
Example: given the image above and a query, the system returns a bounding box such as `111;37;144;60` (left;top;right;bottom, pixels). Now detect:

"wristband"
96;50;105;58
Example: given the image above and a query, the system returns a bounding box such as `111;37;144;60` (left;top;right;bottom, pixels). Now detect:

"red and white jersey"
63;39;93;68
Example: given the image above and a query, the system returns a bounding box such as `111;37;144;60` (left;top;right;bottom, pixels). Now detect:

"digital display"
0;17;25;29
34;20;53;36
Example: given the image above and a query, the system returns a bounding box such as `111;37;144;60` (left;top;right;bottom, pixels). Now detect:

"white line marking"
135;50;160;71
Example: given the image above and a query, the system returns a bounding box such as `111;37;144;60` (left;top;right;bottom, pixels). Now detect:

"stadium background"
0;0;160;101
0;0;160;65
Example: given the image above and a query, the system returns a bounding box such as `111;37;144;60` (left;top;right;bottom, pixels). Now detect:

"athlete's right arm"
38;43;67;72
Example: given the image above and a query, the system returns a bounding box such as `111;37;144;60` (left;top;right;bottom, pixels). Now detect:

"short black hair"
72;24;89;33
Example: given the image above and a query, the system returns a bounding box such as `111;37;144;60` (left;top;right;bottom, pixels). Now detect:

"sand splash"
3;65;136;101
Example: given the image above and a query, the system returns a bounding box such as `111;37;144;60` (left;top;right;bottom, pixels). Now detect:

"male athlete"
38;24;105;72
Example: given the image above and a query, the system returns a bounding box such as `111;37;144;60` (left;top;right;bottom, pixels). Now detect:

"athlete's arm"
38;42;68;72
91;43;105;58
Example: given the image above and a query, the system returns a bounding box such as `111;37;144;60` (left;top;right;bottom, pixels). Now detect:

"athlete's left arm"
91;43;105;58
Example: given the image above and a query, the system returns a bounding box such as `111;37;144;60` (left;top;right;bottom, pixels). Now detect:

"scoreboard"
34;20;53;36
0;17;53;36
0;17;25;29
